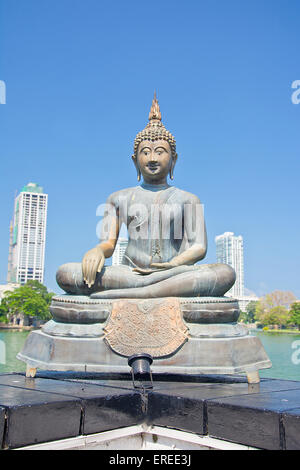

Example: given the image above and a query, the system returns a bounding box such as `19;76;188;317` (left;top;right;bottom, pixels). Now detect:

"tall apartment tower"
112;238;128;266
6;220;14;282
215;232;244;298
7;183;48;285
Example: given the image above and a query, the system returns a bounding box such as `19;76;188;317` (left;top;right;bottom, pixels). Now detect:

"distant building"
237;291;259;312
7;220;14;282
215;231;244;299
7;183;48;284
112;238;128;266
0;283;19;301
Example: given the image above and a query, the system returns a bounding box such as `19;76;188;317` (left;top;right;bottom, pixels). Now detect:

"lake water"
250;330;300;381
0;328;300;381
0;330;29;373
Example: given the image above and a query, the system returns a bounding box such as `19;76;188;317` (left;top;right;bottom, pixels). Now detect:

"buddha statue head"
132;93;178;183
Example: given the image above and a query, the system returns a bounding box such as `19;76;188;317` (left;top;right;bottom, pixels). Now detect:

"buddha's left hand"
150;262;176;269
133;262;176;275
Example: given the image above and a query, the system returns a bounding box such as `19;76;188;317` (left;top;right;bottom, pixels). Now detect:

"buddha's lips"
147;163;159;171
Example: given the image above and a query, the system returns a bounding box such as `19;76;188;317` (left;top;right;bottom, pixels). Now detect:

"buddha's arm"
82;203;120;288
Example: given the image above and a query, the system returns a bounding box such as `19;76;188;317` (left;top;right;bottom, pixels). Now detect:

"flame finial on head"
148;91;162;121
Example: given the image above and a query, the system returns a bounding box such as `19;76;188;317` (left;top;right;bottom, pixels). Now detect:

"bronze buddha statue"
18;93;272;384
56;93;235;299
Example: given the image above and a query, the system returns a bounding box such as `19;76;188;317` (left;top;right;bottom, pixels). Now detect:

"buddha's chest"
125;199;184;239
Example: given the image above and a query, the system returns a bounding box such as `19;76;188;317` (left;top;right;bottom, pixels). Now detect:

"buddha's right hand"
82;246;105;288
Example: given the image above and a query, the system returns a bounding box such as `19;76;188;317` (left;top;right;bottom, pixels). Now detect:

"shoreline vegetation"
239;292;300;332
0;324;37;331
250;327;300;335
0;281;54;328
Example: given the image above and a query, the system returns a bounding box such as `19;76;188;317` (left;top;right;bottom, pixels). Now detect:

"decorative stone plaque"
104;298;189;358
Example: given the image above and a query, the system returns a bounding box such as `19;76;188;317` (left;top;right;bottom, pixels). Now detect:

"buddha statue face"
132;94;178;184
133;139;177;184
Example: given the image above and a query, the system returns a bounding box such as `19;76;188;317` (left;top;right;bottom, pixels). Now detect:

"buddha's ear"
132;154;141;181
169;153;178;180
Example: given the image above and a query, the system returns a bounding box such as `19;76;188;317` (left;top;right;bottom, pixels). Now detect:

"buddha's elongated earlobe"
169;153;178;181
132;154;141;181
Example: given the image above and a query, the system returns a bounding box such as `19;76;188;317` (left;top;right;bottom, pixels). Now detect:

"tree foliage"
0;297;10;323
245;301;258;323
255;291;297;328
239;301;258;323
289;302;300;330
0;281;55;321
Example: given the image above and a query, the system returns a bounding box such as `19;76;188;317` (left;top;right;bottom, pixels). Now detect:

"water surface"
0;330;29;373
251;330;300;381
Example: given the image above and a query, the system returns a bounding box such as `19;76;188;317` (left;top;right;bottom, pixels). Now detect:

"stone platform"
0;372;300;449
17;295;272;382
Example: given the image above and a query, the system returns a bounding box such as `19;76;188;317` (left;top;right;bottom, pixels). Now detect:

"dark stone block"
0;372;299;450
0;374;144;438
0;406;5;448
62;378;134;392
34;370;133;382
207;390;300;450
282;408;300;450
147;382;250;434
207;401;280;449
0;374;134;396
147;391;204;434
147;381;300;439
152;379;300;396
82;392;144;435
0;385;82;448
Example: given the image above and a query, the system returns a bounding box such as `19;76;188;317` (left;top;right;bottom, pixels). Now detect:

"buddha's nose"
149;151;157;162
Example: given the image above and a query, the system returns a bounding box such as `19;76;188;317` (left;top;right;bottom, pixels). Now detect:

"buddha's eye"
141;148;151;156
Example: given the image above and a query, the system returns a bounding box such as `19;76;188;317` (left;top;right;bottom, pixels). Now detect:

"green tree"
0;282;55;322
239;301;258;323
245;301;258;323
264;306;290;328
0;297;9;323
255;291;296;328
25;280;54;304
289;302;300;330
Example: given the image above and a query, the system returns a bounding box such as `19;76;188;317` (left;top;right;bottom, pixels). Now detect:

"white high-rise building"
7;183;48;285
112;238;128;266
215;232;244;298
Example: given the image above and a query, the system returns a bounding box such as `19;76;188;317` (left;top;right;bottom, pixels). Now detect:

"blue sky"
0;0;299;297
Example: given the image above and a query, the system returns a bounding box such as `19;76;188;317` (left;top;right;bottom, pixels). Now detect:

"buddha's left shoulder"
170;187;202;204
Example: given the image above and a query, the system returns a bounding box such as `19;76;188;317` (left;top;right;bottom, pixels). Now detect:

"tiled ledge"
0;372;300;450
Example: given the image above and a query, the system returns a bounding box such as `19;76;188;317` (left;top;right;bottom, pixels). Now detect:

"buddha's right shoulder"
106;187;138;205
